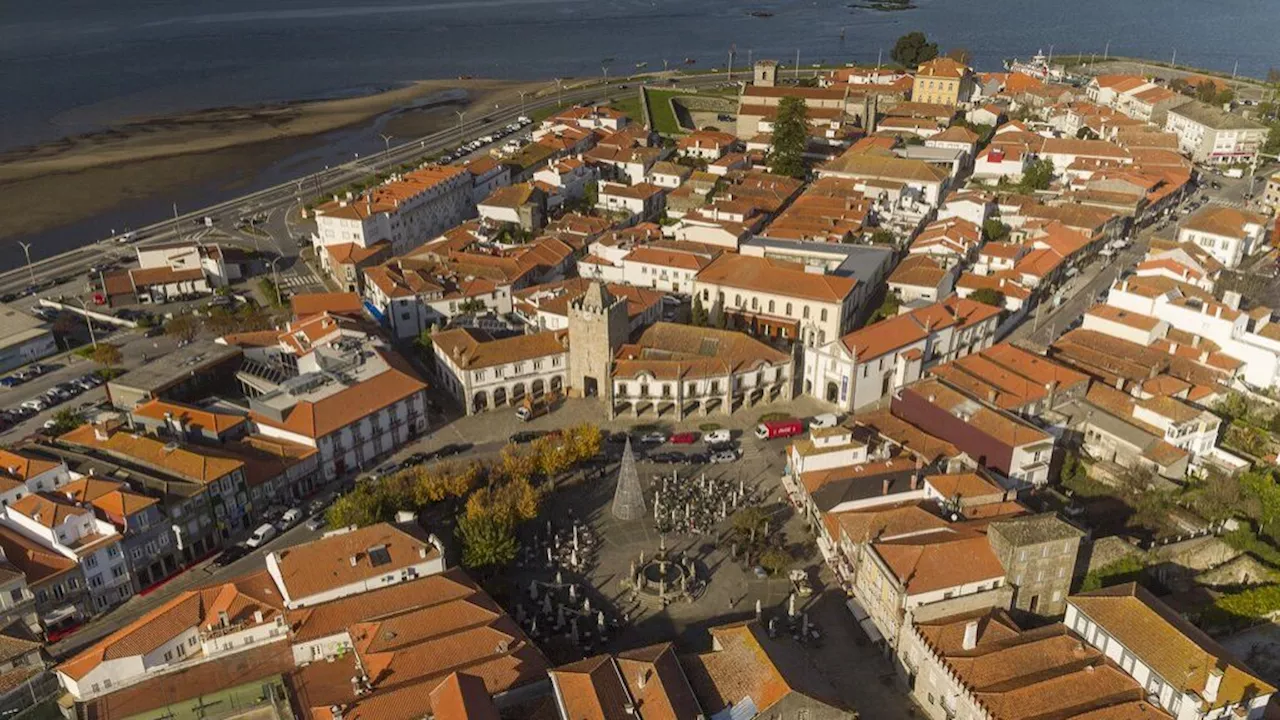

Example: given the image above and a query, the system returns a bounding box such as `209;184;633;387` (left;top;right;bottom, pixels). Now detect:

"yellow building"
910;57;974;107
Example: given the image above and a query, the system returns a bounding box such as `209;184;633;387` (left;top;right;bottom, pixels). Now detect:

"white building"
1106;279;1280;389
313;165;473;257
803;296;1000;412
1165;101;1269;165
266;522;445;610
432;327;569;415
1067;583;1275;720
1175;205;1269;269
596;181;665;223
231;315;430;480
2;492;131;612
694;253;860;347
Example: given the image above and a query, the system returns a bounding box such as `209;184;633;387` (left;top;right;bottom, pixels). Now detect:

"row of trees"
325;424;603;572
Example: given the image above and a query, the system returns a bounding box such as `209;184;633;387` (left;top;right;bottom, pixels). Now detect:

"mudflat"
0;78;552;243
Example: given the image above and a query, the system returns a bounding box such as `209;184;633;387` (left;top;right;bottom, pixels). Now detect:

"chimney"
253;610;263;623
637;670;649;690
882;478;891;496
910;473;919;490
1204;665;1224;704
218;610;229;627
962;620;979;650
349;555;359;567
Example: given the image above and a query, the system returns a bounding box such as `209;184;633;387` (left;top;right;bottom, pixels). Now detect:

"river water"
4;0;1280;152
1;0;1277;268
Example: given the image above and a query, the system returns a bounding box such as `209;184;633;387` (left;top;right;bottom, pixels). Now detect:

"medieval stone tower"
568;281;628;402
754;59;778;87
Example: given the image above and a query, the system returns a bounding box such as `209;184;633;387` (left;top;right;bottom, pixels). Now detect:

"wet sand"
0;78;553;243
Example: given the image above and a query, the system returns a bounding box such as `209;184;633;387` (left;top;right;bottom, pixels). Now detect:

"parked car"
710;449;738;464
305;515;327;532
280;508;302;527
20;399;48;412
704;429;732;445
0;377;22;389
510;430;545;444
430;443;472;460
211;544;249;567
245;523;277;549
810;413;839;429
670;432;699;444
640;431;667;444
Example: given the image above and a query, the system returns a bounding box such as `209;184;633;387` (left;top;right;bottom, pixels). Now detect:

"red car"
670;432;699;444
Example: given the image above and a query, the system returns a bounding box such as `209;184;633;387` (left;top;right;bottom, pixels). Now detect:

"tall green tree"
969;288;1006;309
768;96;808;179
982;219;1010;242
690;294;708;326
457;513;518;571
891;31;939;68
709;295;726;329
1020;158;1056;191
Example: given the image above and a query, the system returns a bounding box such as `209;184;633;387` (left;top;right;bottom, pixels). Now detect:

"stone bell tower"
568;282;628;405
754;59;778;87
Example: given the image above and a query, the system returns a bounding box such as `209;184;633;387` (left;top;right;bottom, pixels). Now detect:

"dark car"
211;544;249;567
510;431;544;444
605;431;629;445
431;442;472;459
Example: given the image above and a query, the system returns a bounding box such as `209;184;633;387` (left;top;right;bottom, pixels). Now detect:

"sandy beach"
0;78;553;243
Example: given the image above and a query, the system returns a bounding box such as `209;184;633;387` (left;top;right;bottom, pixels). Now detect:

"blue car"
0;377;21;388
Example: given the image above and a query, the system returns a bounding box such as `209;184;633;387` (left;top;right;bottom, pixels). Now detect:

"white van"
810;413;839;429
245;523;277;549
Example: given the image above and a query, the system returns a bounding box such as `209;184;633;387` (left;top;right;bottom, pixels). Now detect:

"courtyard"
429;394;923;720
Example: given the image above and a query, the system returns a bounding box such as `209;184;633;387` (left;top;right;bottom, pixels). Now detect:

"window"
785;303;793;316
158;534;169;547
751;297;758;310
85;556;99;569
112;566;126;579
803;306;810;319
768;300;775;313
164;651;173;662
130;547;143;561
8;589;21;604
820;308;828;322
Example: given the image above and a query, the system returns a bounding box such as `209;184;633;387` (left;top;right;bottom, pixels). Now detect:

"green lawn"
609;91;645;124
642;89;686;134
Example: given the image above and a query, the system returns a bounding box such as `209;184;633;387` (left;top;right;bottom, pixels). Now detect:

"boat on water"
684;57;696;65
749;10;774;17
635;62;648;69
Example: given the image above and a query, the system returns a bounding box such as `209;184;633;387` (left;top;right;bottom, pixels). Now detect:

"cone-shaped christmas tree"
611;437;647;521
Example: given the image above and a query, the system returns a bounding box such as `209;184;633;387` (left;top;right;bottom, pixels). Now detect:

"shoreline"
0;78;553;245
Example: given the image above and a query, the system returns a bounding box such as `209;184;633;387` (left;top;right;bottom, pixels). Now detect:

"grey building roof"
741;238;894;285
108;340;242;395
1168;101;1267;131
0;304;52;351
989;513;1084;547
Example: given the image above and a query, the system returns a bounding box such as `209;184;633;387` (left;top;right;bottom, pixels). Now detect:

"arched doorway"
473;391;489;413
493;387;508;407
550;376;563;392
512;383;526;402
531;379;546;397
826;382;839;403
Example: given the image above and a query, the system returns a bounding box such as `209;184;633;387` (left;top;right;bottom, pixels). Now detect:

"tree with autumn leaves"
327;423;604;573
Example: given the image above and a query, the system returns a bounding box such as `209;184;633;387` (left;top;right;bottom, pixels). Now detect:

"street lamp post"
519;91;528;117
379;133;394;156
269;257;285;304
69;297;98;349
16;242;36;288
454;110;467;145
